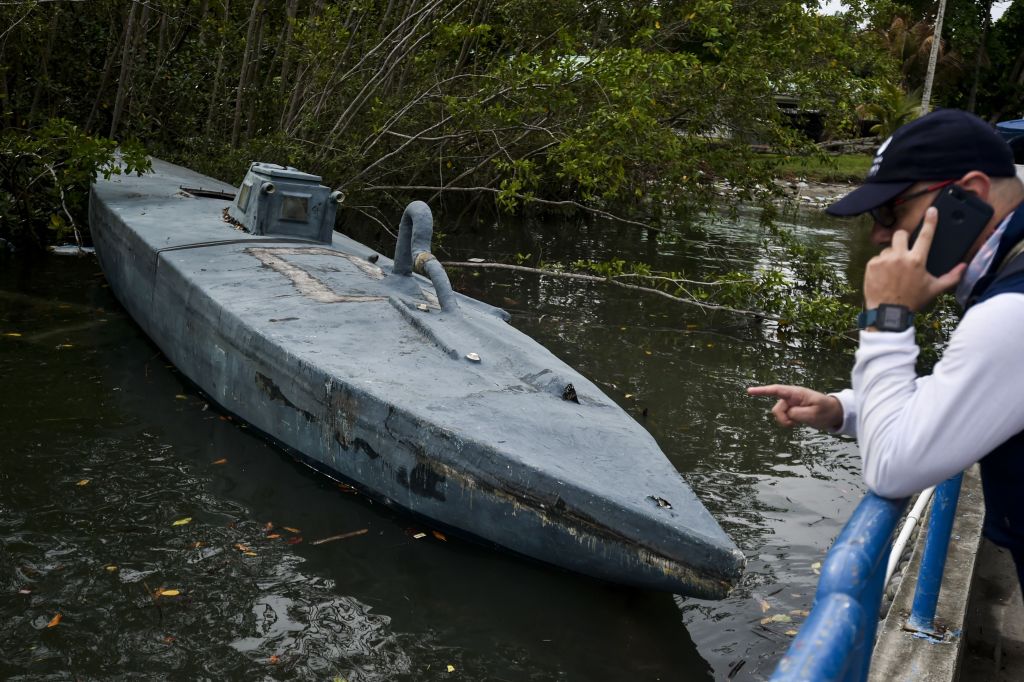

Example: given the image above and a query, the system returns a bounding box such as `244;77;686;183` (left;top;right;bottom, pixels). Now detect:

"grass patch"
760;153;873;183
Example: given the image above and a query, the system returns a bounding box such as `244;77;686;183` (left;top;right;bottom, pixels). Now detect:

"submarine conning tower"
227;162;343;243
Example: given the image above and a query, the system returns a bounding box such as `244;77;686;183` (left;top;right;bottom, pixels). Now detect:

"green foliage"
859;82;922;138
970;0;1024;120
0;119;150;249
0;0;899;225
570;221;862;347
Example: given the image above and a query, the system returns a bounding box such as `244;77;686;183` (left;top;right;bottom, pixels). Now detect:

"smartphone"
907;185;993;277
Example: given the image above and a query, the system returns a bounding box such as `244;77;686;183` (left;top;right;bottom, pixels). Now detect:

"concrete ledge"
868;464;986;681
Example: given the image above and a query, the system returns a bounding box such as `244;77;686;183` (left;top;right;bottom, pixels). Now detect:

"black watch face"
878;305;909;330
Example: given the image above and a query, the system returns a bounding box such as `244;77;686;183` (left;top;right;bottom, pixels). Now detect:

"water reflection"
1;205;871;679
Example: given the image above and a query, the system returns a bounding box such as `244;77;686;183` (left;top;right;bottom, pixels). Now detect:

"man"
748;108;1024;582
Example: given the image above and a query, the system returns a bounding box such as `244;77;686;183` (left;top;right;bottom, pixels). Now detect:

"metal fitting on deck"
413;251;437;275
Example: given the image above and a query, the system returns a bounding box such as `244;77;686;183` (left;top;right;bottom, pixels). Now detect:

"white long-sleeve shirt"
830;292;1024;499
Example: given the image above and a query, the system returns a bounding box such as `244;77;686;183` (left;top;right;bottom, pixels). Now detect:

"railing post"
905;473;964;635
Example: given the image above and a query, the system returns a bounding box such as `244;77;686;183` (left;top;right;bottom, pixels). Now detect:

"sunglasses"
869;179;957;228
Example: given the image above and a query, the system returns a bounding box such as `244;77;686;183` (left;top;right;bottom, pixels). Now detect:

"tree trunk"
0;54;10;128
282;0;326;134
109;2;139;139
85;11;123;134
28;7;61;121
246;6;266;140
232;0;264;147
197;0;211;45
920;0;948;114
279;0;299;97
967;1;993;113
205;0;231;138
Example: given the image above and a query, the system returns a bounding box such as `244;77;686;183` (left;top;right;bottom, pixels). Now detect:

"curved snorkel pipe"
392;201;459;313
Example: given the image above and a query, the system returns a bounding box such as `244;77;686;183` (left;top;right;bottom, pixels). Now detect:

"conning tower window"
280;193;310;222
236;182;253;211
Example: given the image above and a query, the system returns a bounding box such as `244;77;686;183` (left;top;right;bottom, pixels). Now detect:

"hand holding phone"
907;185;993;277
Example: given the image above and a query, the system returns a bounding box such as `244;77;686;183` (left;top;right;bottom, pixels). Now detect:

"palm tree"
860;83;923;138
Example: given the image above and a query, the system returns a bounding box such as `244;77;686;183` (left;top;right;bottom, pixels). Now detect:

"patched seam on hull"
246;247;387;303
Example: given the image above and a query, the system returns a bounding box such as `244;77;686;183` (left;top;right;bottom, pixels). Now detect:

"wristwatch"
857;304;915;332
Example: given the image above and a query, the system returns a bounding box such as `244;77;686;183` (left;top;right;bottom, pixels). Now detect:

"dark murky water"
1;206;871;680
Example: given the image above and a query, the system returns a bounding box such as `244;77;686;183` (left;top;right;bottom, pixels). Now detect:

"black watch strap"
857;304;915;332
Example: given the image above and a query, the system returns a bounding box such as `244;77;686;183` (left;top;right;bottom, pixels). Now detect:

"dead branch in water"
443;260;771;319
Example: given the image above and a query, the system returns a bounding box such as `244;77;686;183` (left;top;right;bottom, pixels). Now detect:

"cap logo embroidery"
868;135;893;178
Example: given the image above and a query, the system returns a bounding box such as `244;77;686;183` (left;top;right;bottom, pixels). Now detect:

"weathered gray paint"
89;157;744;598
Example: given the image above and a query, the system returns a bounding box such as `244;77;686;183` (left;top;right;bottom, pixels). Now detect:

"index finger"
910;206;939;256
747;384;796;400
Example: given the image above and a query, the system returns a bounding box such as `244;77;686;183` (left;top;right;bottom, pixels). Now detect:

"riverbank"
776;178;859;210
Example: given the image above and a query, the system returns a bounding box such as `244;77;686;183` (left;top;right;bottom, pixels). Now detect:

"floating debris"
311;528;368;545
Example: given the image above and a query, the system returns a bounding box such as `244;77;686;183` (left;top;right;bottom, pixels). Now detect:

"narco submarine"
89;158;744;598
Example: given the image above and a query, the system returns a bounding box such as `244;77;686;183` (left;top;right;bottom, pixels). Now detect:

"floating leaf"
760;613;793;625
785;629;799;636
811;561;821;575
413;532;427;539
266;533;281;539
212;458;227;465
56;344;73;349
432;531;447;542
644;350;653;356
158;589;181;597
47;613;62;628
790;609;809;617
104;565;118;572
4;332;22;337
759;599;770;613
243;551;257;557
172;517;192;526
76;479;90;486
234;543;250;552
447;664;456;673
175;394;187;400
624;393;635;399
285;537;303;545
18;588;31;595
269;655;280;664
283;526;300;533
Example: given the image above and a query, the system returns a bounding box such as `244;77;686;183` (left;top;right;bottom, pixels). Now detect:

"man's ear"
958;171;992;201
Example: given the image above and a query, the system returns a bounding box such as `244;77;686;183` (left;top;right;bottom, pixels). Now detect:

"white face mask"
956;213;1014;307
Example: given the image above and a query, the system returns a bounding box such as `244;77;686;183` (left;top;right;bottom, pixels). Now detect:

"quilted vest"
964;205;1024;553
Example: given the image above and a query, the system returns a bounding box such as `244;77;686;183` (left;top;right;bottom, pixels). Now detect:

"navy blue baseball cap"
826;109;1017;217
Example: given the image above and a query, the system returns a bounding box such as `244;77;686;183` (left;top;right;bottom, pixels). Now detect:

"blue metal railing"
771;474;964;681
906;474;964;635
